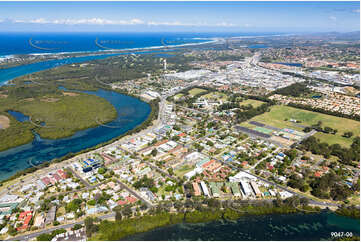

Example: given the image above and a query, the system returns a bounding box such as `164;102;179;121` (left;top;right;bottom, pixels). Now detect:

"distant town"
0;32;359;241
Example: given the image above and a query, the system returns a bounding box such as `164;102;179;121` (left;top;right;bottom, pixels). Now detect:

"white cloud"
148;20;236;27
329;16;337;21
215;22;235;27
12;18;144;25
352;9;360;13
14;18;50;24
10;17;237;27
147;21;186;26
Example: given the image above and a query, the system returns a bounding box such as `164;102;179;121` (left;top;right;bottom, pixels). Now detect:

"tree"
122;206;133;217
72;224;83;231
173;201;183;211
98;167;106;174
273;196;283;207
206;140;214;146
167;168;174;176
66;199;82;213
343;131;354;138
115;211;122;221
330;184;352;201
324;127;333;134
84;217;98;237
184;199;194;209
151;149;158;157
37;233;53;241
300;197;309;206
87;200;96;206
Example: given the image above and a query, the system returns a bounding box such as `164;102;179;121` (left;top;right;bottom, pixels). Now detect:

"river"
0;54;152;181
0;54;121;86
124;211;360;241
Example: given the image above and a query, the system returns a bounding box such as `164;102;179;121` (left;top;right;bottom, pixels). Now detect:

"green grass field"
174;93;184;100
244;105;360;148
239;99;266;108
254;126;273;134
201;91;228;101
188;88;207;97
174;165;194;178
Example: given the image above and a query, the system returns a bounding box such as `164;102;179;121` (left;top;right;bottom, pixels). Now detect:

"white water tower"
163;59;167;71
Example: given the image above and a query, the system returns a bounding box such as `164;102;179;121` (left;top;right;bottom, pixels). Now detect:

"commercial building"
200;181;210;197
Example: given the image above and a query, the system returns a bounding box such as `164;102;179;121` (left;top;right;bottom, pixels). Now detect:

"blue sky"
0;1;359;32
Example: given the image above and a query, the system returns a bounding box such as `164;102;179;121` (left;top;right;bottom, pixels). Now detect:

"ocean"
0;32;283;57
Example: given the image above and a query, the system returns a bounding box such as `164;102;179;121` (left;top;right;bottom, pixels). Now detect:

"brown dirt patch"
41;98;60;102
0;115;10;129
0;94;8;98
63;92;79;97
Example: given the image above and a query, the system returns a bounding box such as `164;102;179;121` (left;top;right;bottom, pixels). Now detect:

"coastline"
0;37;218;70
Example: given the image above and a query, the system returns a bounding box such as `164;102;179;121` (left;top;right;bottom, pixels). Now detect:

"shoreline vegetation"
0;92;117;151
1;49;188;183
89;204;323;241
335;205;360;220
0;90;159;184
0;44;201;183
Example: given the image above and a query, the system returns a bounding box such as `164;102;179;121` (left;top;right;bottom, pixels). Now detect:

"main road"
7;212;116;241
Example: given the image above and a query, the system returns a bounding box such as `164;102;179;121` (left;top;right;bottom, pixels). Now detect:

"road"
67;167;90;187
115;179;154;208
8;180;153;241
248;147;281;170
7;212;116;241
213;156;339;207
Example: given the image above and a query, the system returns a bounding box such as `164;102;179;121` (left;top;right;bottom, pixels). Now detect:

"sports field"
188;88;207;97
254;126;273;134
239;99;265;108
201;91;228;101
244;105;360;148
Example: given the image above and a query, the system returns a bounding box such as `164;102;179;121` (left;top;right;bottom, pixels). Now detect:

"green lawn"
313;132;355;148
239;99;266;108
201;92;228;101
174;93;184;100
188;88;207;97
174;165;194;178
244;105;360;148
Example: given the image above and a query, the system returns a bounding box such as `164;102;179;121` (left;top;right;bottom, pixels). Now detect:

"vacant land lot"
0;115;10;129
244;105;359;147
239;99;266;108
188;88;207;97
174;165;193;178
